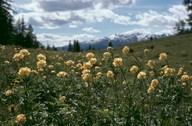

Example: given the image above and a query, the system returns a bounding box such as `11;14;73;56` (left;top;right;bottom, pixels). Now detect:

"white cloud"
69;24;78;28
168;5;188;20
82;27;100;33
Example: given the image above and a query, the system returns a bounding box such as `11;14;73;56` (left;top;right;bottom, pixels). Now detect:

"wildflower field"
0;34;192;126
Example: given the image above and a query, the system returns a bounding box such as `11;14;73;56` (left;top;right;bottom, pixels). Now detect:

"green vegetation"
0;34;192;125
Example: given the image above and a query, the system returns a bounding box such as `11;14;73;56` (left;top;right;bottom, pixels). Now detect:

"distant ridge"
59;32;171;51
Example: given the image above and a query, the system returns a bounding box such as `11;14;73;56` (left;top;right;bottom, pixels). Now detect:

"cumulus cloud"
168;5;188;20
82;27;100;33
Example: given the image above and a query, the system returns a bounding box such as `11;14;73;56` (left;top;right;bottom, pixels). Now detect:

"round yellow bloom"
137;71;147;79
82;73;91;81
65;60;75;66
76;63;83;68
147;86;155;93
122;46;129;54
130;65;138;74
144;49;149;55
89;58;97;65
57;71;67;77
19;49;30;56
86;52;94;60
107;46;113;53
96;72;102;79
59;96;66;101
177;67;183;75
164;68;175;76
151;79;159;88
4;60;10;64
107;70;114;78
83;62;93;69
48;65;54;69
147;60;155;69
103;52;111;59
159;53;167;61
181;74;190;81
37;54;46;61
15;114;26;124
149;71;155;77
18;67;31;76
37;60;47;68
13;53;24;61
113;58;123;67
5;90;12;96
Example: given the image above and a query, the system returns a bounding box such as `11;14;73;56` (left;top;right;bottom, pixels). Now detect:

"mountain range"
59;32;171;51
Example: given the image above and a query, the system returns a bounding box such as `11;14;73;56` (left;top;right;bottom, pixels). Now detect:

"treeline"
175;0;192;34
0;0;42;48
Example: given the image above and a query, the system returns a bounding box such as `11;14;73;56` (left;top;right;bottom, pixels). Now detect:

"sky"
12;0;188;47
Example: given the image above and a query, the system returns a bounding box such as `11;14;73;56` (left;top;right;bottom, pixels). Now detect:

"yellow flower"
144;49;149;55
96;72;102;79
159;53;167;61
82;73;91;81
15;114;26;124
147;60;155;69
31;70;39;75
57;71;67;77
59;96;66;101
103;108;109;112
107;46;113;53
103;52;111;59
137;71;147;79
76;63;83;68
83;62;93;69
164;67;175;76
13;53;24;61
151;79;159;88
37;60;47;68
19;49;30;56
48;65;54;69
181;74;190;81
5;90;12;96
8;104;15;112
149;71;155;76
177;67;183;75
147;86;155;94
86;52;94;60
37;54;46;61
107;70;114;78
113;58;123;67
18;67;31;76
122;46;129;54
89;58;97;65
65;60;75;66
130;65;138;74
4;60;10;64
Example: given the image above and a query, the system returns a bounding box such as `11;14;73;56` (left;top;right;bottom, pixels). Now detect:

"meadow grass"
0;34;192;125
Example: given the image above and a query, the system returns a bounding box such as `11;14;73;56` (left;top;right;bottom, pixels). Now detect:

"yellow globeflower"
4;60;10;64
122;46;129;54
147;86;155;94
82;73;91;81
84;62;93;69
13;53;24;61
181;74;190;81
59;96;66;101
37;54;46;61
15;114;26;124
103;52;111;59
37;60;47;68
130;65;138;74
137;71;147;79
18;67;31;76
159;53;167;61
57;71;68;77
107;46;113;53
86;52;94;60
90;58;97;65
113;58;123;67
19;49;30;56
177;67;183;75
147;60;155;69
151;79;159;88
144;49;149;55
106;70;114;78
5;90;12;96
65;60;75;66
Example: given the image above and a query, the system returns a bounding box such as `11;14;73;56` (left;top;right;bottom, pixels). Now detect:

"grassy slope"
124;34;192;71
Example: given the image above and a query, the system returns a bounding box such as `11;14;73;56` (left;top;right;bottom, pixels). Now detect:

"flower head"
107;70;114;78
37;60;47;68
137;71;147;79
37;54;46;61
113;58;123;67
5;90;12;96
19;49;30;56
15;114;26;124
18;67;31;76
122;46;129;54
103;52;111;59
130;65;138;74
86;52;94;60
159;53;167;61
57;71;68;77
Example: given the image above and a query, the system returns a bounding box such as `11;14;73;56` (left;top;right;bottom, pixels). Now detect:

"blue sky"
13;0;187;47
